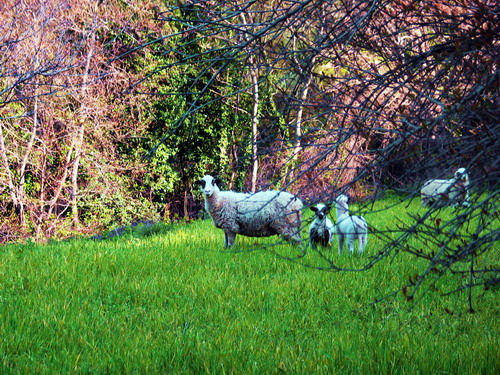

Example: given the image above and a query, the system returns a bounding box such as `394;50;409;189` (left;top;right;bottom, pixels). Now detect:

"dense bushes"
0;0;497;242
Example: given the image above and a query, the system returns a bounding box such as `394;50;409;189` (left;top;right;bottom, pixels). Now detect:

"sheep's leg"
461;193;470;206
224;231;236;248
462;192;471;207
358;234;367;254
290;211;303;245
347;236;355;254
421;196;429;206
337;234;344;255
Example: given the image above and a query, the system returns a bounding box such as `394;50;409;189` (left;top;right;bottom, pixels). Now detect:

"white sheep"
334;194;368;255
421;168;470;207
197;175;303;248
309;203;335;249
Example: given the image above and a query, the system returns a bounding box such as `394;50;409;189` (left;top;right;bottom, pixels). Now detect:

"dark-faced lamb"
334;194;368;255
197;175;303;248
421;168;470;207
309;203;335;249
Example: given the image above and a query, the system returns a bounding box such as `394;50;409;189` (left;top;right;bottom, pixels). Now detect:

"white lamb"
309;203;335;249
421;167;470;207
334;194;368;255
197;175;303;248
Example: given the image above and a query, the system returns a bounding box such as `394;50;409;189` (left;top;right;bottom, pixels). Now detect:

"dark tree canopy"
150;0;499;308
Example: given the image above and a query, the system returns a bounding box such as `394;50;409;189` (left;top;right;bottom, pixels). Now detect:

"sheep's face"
335;194;349;211
198;175;220;197
455;168;468;182
336;195;348;204
310;203;331;221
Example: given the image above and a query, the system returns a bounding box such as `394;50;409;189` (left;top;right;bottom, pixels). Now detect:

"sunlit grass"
1;194;498;374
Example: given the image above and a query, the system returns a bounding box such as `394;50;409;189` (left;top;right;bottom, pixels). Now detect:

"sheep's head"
310;203;331;221
455;168;469;183
335;194;349;204
335;194;349;211
197;175;221;197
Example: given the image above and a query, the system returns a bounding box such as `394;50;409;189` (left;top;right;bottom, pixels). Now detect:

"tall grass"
1;196;498;374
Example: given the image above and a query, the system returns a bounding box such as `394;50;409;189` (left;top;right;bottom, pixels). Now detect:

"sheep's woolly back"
421;179;453;197
210;190;302;236
421;168;470;206
336;214;368;236
199;175;303;241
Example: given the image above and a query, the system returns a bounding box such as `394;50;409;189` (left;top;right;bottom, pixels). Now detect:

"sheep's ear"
213;177;222;187
325;203;332;210
310;206;317;212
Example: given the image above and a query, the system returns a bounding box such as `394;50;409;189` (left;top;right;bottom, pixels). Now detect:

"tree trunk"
292;71;313;161
183;188;189;220
0;123;19;214
239;12;260;193
70;123;84;225
44;139;75;235
71;8;97;226
0;96;39;228
250;63;259;193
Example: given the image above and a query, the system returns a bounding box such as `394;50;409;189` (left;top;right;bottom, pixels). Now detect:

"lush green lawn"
1;196;498;374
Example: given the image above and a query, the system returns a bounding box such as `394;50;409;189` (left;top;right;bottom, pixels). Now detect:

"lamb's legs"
347;236;355;254
337;234;344;255
358;235;367;254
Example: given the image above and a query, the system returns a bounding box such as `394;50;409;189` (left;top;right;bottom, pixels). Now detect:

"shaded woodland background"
0;0;498;299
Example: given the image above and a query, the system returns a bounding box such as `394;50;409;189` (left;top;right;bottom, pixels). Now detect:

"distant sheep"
421;168;470;207
334;195;368;255
309;203;335;249
197;175;303;248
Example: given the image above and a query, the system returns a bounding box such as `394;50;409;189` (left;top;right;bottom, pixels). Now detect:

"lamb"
334;194;368;255
197;175;303;248
309;203;335;249
421;168;470;207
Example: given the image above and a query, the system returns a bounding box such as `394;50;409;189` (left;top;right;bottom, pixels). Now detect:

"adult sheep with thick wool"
421;168;470;207
309;203;335;249
197;175;303;248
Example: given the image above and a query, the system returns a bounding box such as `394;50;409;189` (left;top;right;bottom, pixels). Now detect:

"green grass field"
1;195;498;374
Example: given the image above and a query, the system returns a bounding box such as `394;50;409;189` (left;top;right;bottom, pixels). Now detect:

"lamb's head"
310;203;331;221
197;175;221;197
335;194;349;213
